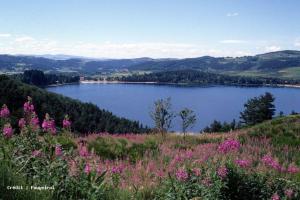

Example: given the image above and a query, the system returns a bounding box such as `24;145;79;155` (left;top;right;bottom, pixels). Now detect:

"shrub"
87;137;127;160
54;134;76;150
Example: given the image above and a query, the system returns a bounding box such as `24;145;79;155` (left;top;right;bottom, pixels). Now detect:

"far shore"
80;80;158;84
80;80;300;88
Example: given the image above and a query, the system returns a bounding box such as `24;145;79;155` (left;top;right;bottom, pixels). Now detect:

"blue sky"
0;0;300;58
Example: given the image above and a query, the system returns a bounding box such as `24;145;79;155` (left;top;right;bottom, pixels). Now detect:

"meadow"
0;98;300;200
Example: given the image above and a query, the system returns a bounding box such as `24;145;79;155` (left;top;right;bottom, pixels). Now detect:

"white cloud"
0;36;251;58
0;34;285;58
15;36;35;43
220;40;247;44
264;45;281;52
0;33;11;38
226;12;239;17
294;39;300;47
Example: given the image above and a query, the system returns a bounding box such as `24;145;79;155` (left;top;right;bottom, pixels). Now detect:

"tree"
150;97;174;138
240;92;275;126
179;108;196;141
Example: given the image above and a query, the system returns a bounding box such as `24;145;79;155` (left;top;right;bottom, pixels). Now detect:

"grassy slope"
224;67;300;79
1;115;300;200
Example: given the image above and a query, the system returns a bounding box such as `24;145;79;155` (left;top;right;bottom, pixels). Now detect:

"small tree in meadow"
150;97;174;138
179;108;196;141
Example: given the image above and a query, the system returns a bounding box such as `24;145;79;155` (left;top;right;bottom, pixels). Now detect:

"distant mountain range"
1;50;300;78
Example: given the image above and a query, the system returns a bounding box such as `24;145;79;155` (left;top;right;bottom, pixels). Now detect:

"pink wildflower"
192;168;201;176
261;155;282;172
0;104;10;118
217;166;228;179
111;165;123;174
3;123;13;138
287;165;300;174
18;118;26;129
156;169;165;179
185;150;193;159
32;150;42;157
42;114;56;135
175;168;189;181
202;177;212;187
174;154;183;162
84;163;92;174
79;146;89;157
96;164;104;174
271;193;280;200
218;138;240;153
284;189;294;199
62;115;71;129
55;145;63;156
23;97;35;113
30;113;40;129
235;159;251;168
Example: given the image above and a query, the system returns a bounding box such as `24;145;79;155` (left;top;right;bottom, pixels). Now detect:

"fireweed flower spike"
23;96;35;113
79;145;89;157
63;115;71;129
30;112;40;130
42;113;56;135
175;168;189;181
217;166;228;179
84;163;92;175
235;159;251;168
271;193;280;200
284;189;294;199
218;138;240;153
55;145;63;156
3;123;13;138
261;155;283;172
0;104;10;118
18;118;26;129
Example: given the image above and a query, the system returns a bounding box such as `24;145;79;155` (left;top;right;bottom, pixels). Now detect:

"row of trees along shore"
110;70;300;86
12;69;80;87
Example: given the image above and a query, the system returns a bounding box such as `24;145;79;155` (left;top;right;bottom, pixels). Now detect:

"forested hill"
1;50;300;77
0;75;146;134
12;70;80;87
128;50;300;72
111;70;300;86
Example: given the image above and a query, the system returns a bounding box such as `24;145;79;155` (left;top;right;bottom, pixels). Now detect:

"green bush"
55;134;77;150
88;137;158;162
87;137;127;160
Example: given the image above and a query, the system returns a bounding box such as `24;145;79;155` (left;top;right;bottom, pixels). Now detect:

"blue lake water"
47;83;300;132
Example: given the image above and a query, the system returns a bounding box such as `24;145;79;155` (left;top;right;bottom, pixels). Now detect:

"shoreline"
80;80;300;88
46;82;80;87
80;80;158;84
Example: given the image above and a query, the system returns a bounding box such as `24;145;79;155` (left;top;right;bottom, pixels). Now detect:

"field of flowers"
1;97;300;200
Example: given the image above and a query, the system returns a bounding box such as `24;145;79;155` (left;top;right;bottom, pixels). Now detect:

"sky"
0;0;300;58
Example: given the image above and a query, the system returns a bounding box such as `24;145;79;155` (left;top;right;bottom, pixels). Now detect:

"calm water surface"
47;83;300;131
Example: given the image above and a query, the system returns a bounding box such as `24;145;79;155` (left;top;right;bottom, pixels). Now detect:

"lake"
47;83;300;132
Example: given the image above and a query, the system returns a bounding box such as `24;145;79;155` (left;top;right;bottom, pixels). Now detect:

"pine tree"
240;92;275;125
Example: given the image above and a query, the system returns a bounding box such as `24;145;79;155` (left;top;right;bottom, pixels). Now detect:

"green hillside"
2;50;300;79
0;75;146;134
1;112;299;199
